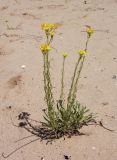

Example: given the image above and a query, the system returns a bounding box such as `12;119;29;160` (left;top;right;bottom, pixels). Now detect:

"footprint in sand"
7;75;22;89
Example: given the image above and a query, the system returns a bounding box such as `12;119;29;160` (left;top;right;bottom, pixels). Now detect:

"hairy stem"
85;35;90;51
60;57;66;102
72;56;85;102
67;55;82;106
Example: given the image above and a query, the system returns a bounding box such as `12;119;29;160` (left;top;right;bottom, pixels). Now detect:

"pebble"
112;75;116;79
102;102;109;106
64;155;71;159
92;146;96;150
21;65;26;69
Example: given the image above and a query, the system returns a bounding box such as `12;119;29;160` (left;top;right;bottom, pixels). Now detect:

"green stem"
60;57;65;102
67;55;82;105
72;56;85;102
71;35;90;102
85;35;90;51
46;54;54;107
44;53;56;129
46;31;49;44
43;53;54;109
43;54;47;102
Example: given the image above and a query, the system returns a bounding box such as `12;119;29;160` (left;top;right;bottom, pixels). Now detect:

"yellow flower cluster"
41;23;57;31
78;50;87;56
40;44;51;53
62;52;68;58
86;27;94;37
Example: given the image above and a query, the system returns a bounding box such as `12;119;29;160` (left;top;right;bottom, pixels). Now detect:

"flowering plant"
39;23;95;133
2;24;114;159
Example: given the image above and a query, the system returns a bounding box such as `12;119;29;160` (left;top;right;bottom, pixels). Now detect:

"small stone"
19;122;27;127
92;146;96;150
8;105;12;109
22;12;27;15
64;155;71;159
21;65;26;69
6;105;12;110
102;102;109;106
112;75;116;79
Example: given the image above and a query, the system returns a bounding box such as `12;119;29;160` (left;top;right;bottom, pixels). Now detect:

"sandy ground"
0;0;117;159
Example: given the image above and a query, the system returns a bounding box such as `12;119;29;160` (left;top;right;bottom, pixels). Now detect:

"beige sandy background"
0;0;117;159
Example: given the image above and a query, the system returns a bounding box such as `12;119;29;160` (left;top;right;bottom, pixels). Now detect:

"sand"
0;0;117;159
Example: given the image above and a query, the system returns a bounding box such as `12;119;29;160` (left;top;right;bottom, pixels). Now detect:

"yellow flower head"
86;27;94;37
41;23;57;31
78;50;87;56
62;52;68;58
40;44;51;53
